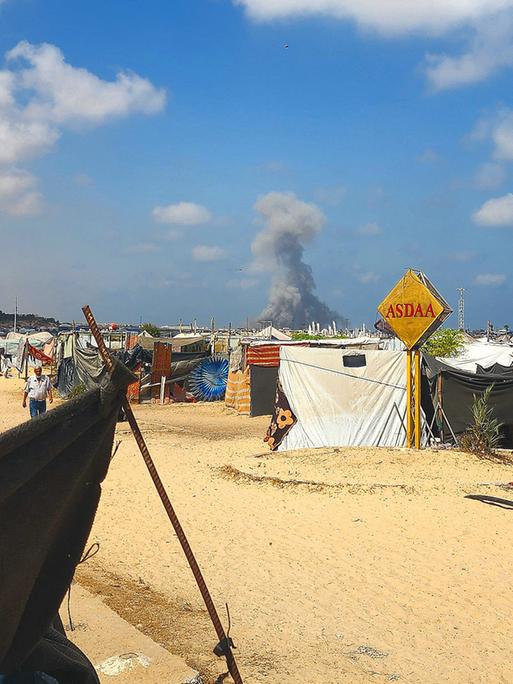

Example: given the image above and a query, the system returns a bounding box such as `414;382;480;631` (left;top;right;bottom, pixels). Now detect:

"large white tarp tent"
275;346;424;450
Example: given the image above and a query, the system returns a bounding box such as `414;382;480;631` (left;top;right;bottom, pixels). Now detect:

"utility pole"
457;288;465;331
13;296;17;333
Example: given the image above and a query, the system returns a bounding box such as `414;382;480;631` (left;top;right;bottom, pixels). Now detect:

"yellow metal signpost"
377;269;452;448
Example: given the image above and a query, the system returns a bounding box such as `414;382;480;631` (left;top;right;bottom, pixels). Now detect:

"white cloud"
474;161;506;189
0;42;165;164
192;244;225;261
0;169;43;216
475;273;506;285
7;42;166;126
233;0;513;35
473;193;513;226
425;12;513;90
152;202;212;225
236;1;513;88
0;41;165;209
357;221;381;236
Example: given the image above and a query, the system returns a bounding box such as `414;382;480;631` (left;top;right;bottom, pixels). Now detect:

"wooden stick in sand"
82;305;244;684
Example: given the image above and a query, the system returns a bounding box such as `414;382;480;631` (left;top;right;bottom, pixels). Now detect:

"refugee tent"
0;361;133;683
423;355;513;447
266;347;425;450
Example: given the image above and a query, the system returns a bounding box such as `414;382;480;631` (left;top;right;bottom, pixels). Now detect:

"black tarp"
250;366;278;417
55;346;107;399
476;362;513;377
423;355;513;446
0;361;134;682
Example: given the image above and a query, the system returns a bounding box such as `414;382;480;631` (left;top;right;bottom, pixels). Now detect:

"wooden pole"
406;350;412;448
414;349;421;449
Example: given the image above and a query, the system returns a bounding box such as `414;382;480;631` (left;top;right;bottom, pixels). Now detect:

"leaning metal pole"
82;305;243;684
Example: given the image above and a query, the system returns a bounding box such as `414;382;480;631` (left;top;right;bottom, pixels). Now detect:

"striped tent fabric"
225;367;250;414
246;345;280;367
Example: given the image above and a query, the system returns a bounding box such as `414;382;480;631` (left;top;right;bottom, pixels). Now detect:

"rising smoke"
250;191;344;329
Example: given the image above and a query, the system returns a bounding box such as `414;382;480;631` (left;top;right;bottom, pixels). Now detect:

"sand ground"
3;374;513;683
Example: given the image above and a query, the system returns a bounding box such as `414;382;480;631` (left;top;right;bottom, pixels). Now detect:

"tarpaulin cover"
424;355;513;446
0;360;134;682
55;346;106;399
250;365;278;416
439;341;513;374
275;347;420;450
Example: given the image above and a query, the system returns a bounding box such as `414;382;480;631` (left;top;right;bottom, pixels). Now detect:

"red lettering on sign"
385;302;437;319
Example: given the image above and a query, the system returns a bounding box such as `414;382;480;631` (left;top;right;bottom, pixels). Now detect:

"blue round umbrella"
189;354;229;401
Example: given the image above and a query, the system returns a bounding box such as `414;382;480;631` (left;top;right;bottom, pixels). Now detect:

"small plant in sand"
459;385;502;457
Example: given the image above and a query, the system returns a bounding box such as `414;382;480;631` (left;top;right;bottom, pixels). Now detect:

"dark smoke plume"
251;191;343;329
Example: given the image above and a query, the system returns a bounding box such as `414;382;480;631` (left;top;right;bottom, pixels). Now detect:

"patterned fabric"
27;344;53;365
264;380;297;451
225;367;250;414
246;345;280;367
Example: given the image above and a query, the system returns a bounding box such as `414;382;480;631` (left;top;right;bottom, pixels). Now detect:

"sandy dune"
2;375;513;683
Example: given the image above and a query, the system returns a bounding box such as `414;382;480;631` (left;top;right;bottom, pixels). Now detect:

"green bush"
423;328;464;358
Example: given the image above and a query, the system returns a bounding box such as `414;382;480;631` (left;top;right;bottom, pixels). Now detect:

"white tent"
256;326;292;341
275;346;424;450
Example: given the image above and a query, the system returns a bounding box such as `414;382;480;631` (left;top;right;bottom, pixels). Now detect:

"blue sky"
1;0;513;328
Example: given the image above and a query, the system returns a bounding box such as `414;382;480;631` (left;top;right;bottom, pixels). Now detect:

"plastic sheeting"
276;347;419;451
56;345;106;398
440;341;513;373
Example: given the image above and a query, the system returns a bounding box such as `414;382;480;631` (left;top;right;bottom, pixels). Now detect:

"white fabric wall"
278;347;416;450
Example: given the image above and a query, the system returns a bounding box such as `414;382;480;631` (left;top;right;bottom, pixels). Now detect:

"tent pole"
406;350;413;448
414;349;421;449
82;305;244;684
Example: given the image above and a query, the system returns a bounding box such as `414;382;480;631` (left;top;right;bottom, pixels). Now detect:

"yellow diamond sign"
377;269;452;349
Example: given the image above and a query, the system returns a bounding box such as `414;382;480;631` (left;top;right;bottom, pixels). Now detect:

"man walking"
23;366;53;418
